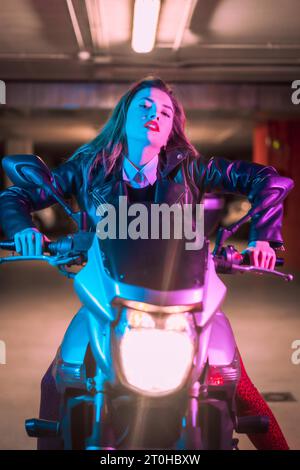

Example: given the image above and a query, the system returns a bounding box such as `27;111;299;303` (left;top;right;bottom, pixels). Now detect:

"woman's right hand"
14;228;50;256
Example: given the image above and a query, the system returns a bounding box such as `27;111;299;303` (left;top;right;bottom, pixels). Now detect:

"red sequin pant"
236;352;289;450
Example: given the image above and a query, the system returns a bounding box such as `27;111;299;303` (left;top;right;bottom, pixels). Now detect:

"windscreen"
98;236;207;291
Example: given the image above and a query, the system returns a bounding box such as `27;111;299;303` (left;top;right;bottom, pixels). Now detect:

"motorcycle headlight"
165;313;189;332
127;310;156;329
119;309;195;396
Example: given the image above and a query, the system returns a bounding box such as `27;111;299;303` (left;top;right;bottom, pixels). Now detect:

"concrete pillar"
253;121;300;269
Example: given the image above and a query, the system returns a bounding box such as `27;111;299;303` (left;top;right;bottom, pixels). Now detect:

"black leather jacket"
0;147;294;247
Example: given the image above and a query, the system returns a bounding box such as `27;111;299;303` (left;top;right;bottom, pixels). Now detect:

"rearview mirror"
1;153;88;231
2;154;52;189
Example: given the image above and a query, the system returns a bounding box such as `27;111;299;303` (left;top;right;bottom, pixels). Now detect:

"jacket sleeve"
193;156;294;247
0;158;83;239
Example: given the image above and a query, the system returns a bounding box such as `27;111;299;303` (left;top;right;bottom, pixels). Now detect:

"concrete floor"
0;254;299;450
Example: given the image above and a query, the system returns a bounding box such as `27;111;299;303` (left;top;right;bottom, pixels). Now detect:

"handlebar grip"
0;239;53;253
242;252;284;267
0;234;93;255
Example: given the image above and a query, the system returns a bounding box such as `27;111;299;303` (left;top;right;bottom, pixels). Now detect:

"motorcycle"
0;154;293;450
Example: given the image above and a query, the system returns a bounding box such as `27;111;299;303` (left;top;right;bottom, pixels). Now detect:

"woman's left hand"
242;240;276;270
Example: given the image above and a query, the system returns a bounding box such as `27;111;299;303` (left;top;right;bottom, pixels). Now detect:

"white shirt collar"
122;154;158;187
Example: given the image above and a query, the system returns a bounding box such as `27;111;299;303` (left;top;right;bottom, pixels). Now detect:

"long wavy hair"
70;76;198;186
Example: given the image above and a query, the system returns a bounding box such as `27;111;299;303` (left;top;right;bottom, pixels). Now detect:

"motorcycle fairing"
193;252;227;328
207;311;237;366
53;305;115;393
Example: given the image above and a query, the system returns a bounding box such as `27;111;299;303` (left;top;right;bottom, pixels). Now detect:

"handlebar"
0;236;293;282
213;245;293;282
0;232;94;256
0;239;59;254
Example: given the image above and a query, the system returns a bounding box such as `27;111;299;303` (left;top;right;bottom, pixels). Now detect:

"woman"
0;76;293;450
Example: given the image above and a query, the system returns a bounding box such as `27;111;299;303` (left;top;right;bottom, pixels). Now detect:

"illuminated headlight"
128;310;155;329
165;313;189;332
119;310;195;396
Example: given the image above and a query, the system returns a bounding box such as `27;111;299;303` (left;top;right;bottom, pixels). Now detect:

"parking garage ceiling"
0;1;299;152
0;0;299;82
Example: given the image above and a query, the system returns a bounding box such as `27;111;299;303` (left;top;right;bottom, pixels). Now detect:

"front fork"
60;390;115;450
180;381;237;450
59;364;115;450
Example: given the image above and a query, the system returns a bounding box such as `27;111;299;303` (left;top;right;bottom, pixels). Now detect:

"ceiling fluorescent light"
132;0;161;53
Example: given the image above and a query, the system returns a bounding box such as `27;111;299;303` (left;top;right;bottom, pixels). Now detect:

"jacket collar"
123;154;158;187
102;146;189;182
157;147;189;178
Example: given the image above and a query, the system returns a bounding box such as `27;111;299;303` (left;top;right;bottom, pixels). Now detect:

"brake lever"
230;264;293;282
